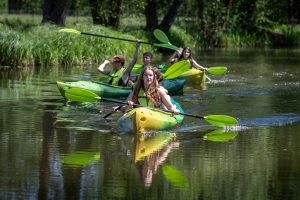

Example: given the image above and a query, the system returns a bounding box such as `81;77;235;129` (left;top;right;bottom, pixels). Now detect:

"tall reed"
0;23;158;67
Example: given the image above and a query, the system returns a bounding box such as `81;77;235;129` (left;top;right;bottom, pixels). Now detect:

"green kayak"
57;79;186;101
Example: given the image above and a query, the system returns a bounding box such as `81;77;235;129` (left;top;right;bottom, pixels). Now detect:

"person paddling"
120;66;179;113
98;40;141;87
169;47;207;71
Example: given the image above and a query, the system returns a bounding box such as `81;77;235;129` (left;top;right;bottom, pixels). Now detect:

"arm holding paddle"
192;59;207;71
121;40;141;87
169;47;183;63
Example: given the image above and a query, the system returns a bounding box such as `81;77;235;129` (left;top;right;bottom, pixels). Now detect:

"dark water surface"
1;48;300;199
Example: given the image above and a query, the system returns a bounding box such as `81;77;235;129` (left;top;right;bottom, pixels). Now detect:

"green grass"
0;22;160;67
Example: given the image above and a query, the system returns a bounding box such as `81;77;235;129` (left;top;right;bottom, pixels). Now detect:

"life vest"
107;68;125;86
137;88;153;106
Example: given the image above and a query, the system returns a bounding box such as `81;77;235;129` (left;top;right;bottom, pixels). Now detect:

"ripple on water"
239;113;300;126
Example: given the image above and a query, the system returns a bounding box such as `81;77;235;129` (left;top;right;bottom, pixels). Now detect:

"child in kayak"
169;47;207;71
120;66;180;113
98;40;141;87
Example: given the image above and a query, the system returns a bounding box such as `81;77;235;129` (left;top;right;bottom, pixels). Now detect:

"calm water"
0;48;300;199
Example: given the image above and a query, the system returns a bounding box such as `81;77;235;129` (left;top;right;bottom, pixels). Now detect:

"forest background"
0;0;300;67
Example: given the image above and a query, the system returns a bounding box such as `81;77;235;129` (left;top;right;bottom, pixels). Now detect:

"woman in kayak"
120;66;180;113
98;40;141;87
169;47;207;71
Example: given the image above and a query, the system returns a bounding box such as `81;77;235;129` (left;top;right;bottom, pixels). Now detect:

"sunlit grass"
0;23;158;67
272;24;300;45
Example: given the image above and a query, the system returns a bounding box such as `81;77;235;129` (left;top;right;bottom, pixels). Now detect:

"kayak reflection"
121;132;179;188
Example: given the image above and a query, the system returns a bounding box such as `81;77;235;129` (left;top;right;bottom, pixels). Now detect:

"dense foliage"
2;0;300;47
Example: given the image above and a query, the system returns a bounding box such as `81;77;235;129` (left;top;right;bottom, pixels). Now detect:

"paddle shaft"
103;104;122;118
65;88;238;126
81;32;153;45
100;97;205;119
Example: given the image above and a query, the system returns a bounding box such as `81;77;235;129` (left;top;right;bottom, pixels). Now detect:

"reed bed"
0;23;158;67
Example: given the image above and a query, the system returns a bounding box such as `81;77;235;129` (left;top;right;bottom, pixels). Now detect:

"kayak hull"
118;107;184;134
57;79;186;100
177;68;206;84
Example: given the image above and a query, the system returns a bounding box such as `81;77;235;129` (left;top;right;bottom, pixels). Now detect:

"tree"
42;0;69;25
88;0;123;29
144;0;183;33
158;0;183;33
144;0;158;31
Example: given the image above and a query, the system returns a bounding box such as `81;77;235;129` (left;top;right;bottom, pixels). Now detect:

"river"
0;48;300;199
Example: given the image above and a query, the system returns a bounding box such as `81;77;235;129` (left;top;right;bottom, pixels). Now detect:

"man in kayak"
98;40;141;87
169;47;207;71
120;66;179;113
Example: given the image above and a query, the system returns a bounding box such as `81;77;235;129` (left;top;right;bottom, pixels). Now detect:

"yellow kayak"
177;68;206;84
118;98;184;134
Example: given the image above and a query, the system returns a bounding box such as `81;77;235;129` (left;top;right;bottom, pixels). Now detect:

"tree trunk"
222;0;232;31
42;0;69;25
89;0;106;25
289;0;300;24
238;0;257;31
108;0;123;29
144;0;158;31
8;0;22;14
158;0;183;33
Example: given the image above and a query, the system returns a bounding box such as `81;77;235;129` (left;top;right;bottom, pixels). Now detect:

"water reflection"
1;49;300;199
61;151;100;168
121;132;178;188
204;128;238;142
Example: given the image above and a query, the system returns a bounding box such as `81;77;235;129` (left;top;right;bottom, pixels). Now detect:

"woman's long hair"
132;66;160;105
178;47;194;66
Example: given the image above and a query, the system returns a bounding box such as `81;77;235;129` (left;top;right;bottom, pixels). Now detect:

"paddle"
103;104;122;119
65;88;238;127
153;29;178;50
206;66;227;75
162;60;190;79
59;29;179;50
131;60;190;79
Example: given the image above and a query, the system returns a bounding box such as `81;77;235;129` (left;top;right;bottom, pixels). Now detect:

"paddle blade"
163;60;190;79
162;164;189;189
207;66;227;75
153;43;179;50
204;115;238;126
153;29;170;44
59;29;81;34
65;88;101;102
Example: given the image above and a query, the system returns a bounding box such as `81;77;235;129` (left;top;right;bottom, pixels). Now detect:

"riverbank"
0;16;299;68
0;23;160;67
